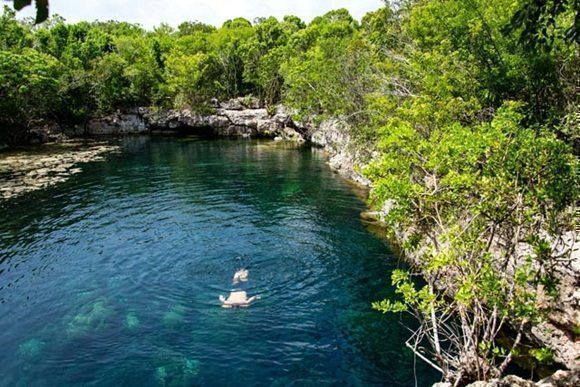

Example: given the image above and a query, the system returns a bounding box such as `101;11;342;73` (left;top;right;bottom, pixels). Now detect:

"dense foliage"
363;1;578;384
1;0;579;383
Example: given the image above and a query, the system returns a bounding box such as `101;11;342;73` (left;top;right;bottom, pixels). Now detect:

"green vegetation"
1;0;579;384
363;1;577;384
530;347;555;364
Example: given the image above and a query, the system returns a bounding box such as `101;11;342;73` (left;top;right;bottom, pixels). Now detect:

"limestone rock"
222;108;269;128
538;369;580;386
310;118;372;186
82;100;307;142
28;124;68;144
219;98;244;110
0;141;119;199
219;96;262;110
86;110;148;135
465;375;535;386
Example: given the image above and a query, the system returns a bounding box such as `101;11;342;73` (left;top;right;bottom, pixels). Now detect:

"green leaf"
372;299;407;314
530;347;554;364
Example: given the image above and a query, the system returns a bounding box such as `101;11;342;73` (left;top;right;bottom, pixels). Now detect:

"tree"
242;16;305;105
210;18;256;98
163;51;221;109
0;5;32;50
280;10;384;133
177;21;215;36
0;48;61;142
114;35;163;105
358;1;578;383
509;0;580;47
369;102;578;383
90;53;132;112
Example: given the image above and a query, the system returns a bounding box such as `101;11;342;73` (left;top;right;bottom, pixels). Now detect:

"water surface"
0;137;438;386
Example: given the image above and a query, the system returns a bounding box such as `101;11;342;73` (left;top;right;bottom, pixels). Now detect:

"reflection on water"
0;137;439;386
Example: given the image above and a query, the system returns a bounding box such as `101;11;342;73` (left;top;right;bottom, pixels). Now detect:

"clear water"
0;137;439;386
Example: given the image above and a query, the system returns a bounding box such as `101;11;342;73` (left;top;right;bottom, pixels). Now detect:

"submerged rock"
152;348;201;386
17;338;45;360
67;299;114;338
162;305;187;328
0;142;119;200
183;358;200;376
125;312;140;330
154;366;168;386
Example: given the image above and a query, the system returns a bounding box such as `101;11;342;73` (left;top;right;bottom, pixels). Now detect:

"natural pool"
0;137;439;386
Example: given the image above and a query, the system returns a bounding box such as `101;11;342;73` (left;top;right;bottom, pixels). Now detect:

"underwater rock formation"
161;305;187;328
66;299;114;338
125;312;140;330
152;348;200;386
17;338;45;360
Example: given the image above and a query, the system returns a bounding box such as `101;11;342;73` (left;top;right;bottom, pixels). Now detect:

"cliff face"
77;98;306;142
309;118;371;186
80;99;373;185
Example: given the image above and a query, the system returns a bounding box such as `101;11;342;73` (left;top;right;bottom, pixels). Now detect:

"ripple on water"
0;137;439;386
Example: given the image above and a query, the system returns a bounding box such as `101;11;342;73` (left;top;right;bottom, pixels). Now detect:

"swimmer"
219;291;260;308
232;268;249;284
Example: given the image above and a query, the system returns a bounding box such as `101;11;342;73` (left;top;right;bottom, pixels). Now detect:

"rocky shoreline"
73;97;371;186
79;98;307;141
0;141;120;200
1;97;370;203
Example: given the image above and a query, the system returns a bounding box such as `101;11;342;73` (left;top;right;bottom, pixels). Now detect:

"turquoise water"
0;137;439;386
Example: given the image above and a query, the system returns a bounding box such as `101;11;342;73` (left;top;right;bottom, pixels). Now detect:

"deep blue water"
0;137;439;386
